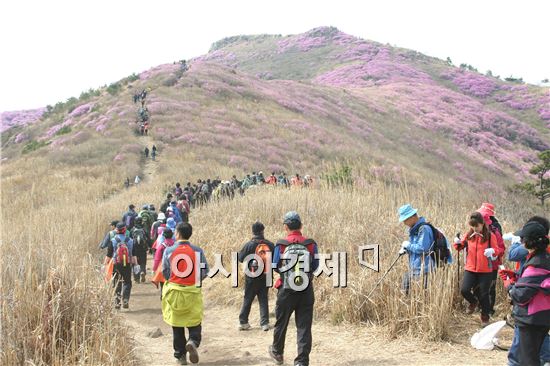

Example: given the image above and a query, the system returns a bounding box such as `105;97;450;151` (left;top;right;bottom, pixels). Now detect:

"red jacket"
454;232;501;273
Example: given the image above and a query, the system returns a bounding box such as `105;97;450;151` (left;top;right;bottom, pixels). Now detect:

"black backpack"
420;222;450;267
132;227;148;251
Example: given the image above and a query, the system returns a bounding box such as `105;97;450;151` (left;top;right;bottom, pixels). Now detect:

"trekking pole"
455;232;461;296
358;251;405;309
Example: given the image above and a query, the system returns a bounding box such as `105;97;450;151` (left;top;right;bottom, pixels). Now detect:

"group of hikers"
398;202;549;366
133;88;150;134
143;145;157;160
163;172;314;209
98;191;549;366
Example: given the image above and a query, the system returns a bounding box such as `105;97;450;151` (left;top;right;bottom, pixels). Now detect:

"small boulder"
147;328;163;338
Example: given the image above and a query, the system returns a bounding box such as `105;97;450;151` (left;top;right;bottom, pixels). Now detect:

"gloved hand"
484;248;495;258
503;278;515;288
498;269;517;282
399;241;410;255
503;233;521;244
453;237;461;244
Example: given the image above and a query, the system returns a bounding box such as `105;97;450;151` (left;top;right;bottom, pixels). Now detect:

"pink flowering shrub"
69;103;94;118
0;108;45;132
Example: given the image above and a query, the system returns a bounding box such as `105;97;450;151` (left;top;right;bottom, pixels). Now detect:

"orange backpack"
255;242;272;273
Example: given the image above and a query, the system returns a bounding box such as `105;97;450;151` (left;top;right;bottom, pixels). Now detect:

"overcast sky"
1;0;548;111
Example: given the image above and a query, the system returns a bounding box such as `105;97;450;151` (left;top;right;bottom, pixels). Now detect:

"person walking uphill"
106;223;136;309
162;222;209;365
454;212;501;325
499;221;550;366
269;211;319;366
238;221;275;331
397;204;435;292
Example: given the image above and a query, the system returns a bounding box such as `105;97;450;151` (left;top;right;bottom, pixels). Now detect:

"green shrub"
22;140;49;154
322;165;353;187
55;126;72;136
106;82;122;95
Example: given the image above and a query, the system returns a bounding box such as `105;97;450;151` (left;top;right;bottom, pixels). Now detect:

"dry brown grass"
0;150;540;364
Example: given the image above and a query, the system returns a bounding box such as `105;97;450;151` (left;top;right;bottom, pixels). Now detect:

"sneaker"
261;324;271;331
123;301;129;309
466;302;477;315
268;345;283;365
480;314;490;326
186;341;199;364
239;323;251;331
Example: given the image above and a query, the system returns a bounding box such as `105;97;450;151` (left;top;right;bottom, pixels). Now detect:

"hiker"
144;122;149;136
140;123;145;136
177;195;190;223
454;212;501;325
269;211;319;366
291;174;303;188
152;228;175;298
151;212;167;246
122;204;138;231
125;177;130;189
265;172;277;185
499;221;550;366
135;175;141;185
238;221;275;331
106;223;136;309
138;205;155;239
151;149;156;161
257;171;266;184
99;220;119;249
144;147;149;158
170;201;183;224
160;193;173;214
152;145;157;155
162;222;209;365
131;217;150;283
175;183;183;197
475;203;506;315
505;216;550;366
397;204;436;293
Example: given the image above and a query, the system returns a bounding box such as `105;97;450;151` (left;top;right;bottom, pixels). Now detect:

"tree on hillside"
516;150;550;207
446;57;453;66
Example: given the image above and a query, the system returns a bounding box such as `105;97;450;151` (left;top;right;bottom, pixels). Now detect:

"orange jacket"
454;232;501;273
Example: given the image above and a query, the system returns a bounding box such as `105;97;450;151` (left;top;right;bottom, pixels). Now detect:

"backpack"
125;213;135;229
420;222;450;267
278;239;315;291
114;237;131;266
489;217;503;236
139;210;153;231
254;241;272;274
132;227;148;251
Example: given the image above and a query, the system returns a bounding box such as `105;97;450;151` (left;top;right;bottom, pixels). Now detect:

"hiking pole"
456;232;461;297
363;251;405;302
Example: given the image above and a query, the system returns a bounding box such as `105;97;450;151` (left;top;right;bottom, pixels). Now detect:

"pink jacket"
153;238;175;271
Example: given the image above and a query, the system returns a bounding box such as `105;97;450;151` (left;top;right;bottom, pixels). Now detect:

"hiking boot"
140;272;146;283
269;345;283;365
114;303;121;310
123;301;129;309
239;323;251;331
466;302;477;314
185;341;199;364
177;357;187;365
261;324;271;331
480;314;490;326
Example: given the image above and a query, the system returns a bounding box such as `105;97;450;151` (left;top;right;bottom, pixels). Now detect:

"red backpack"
115;238;130;266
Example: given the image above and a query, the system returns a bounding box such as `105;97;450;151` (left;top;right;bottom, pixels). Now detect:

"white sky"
1;0;549;111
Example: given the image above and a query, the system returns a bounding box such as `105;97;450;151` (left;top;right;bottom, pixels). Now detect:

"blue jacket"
508;239;529;273
407;217;435;275
110;233;134;262
170;203;183;224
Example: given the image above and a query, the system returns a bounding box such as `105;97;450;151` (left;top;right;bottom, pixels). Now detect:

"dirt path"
138;135;157;184
122;258;509;366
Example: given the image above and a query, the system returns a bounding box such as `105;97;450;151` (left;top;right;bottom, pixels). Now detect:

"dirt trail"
121;260;509;366
138;135;157;183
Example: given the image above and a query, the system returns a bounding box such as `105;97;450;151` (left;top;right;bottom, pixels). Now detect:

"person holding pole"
398;204;435;293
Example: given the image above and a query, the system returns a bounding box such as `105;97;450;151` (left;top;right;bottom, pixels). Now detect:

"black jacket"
238;235;275;276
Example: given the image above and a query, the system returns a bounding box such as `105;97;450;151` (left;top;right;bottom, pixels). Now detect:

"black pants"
461;270;492;316
173;325;202;359
474;270;497;313
113;264;132;304
134;250;147;281
272;287;314;366
239;276;269;326
518;324;550;366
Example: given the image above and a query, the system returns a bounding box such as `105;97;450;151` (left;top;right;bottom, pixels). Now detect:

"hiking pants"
173;325;202;360
474;270;497;314
461;270;492;316
239;276;269;326
272;286;314;366
508;325;550;366
134;250;147;281
113;264;132;304
518;325;550;366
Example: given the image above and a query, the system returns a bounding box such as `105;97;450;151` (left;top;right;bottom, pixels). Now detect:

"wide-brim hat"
398;204;418;222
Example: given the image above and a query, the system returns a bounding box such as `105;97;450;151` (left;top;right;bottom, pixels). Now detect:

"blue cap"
398;204;418;222
283;211;301;225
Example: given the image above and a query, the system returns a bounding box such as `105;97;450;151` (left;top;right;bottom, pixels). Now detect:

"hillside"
2;27;549;191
